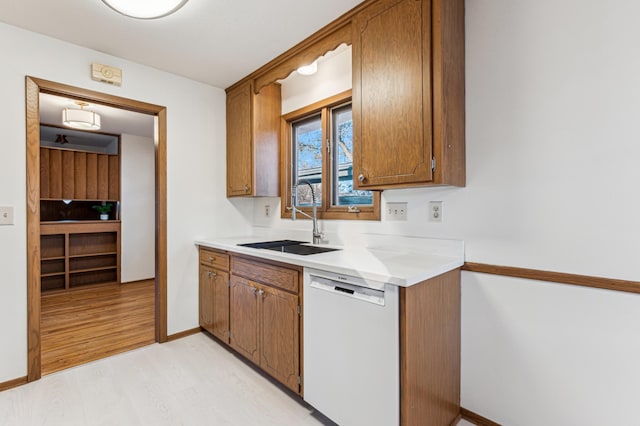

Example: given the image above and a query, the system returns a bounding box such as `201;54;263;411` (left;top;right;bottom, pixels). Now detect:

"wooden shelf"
41;272;66;278
40;222;120;293
70;266;118;275
42;256;65;261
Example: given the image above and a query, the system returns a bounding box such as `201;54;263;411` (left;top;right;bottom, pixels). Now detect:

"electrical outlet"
0;206;14;225
264;205;271;217
428;201;443;223
386;202;407;221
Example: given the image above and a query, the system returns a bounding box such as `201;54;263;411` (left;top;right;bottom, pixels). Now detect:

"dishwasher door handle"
310;277;385;306
334;286;355;295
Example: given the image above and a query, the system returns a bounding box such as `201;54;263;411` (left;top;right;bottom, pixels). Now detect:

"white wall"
253;0;640;423
120;134;155;283
0;22;255;383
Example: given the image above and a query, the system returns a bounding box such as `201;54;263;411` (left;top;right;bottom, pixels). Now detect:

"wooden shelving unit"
40;222;121;293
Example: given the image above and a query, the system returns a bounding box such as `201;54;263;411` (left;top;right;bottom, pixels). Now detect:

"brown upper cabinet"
352;0;465;189
226;82;281;197
225;0;464;195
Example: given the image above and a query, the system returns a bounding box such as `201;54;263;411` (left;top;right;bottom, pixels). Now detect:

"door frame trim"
25;76;168;381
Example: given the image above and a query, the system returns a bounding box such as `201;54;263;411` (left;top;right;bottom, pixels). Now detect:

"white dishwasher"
303;268;399;426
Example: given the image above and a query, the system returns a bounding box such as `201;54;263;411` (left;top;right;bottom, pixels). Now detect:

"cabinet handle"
211;271;217;278
258;289;265;297
209;256;215;262
251;287;257;294
244;184;250;193
358;174;366;183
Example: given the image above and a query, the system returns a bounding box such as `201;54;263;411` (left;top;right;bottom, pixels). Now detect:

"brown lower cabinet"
198;246;460;423
198;247;301;394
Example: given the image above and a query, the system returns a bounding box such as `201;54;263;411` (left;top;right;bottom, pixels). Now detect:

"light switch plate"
0;206;14;225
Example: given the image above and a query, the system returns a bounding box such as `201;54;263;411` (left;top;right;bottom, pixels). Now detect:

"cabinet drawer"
199;248;229;271
231;256;299;293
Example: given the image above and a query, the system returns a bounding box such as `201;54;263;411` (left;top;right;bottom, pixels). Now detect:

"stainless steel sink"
237;240;307;249
237;240;340;256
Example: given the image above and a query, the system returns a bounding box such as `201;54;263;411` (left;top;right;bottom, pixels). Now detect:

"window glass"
331;104;373;206
292;114;322;206
282;90;380;221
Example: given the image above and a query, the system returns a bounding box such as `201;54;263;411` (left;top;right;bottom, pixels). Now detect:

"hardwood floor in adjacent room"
40;279;156;375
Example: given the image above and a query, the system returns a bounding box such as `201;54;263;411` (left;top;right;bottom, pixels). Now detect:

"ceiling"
5;0;362;142
0;0;363;89
40;93;155;138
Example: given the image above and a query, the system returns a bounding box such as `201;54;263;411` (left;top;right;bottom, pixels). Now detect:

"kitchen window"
281;90;380;220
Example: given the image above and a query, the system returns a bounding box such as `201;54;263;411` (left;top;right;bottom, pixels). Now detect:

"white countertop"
195;234;464;287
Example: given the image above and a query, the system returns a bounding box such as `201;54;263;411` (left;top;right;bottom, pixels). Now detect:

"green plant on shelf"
92;203;113;214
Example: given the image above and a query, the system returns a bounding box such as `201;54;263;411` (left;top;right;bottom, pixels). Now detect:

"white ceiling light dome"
102;0;189;19
62;102;101;130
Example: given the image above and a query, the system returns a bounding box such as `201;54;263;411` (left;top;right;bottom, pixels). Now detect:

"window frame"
280;90;380;221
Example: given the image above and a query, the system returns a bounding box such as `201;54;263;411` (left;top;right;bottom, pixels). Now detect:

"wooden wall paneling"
97;154;109;199
108;155;119;201
48;148;62;199
62;150;75;199
86;153;98;199
40;148;50;199
74;152;87;199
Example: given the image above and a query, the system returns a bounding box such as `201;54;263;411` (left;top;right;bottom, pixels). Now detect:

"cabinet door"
226;82;254;197
229;276;260;364
352;0;433;188
259;285;300;393
198;266;215;334
211;269;230;343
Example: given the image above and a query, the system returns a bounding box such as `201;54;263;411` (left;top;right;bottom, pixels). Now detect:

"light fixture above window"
297;61;318;76
62;102;101;130
102;0;189;19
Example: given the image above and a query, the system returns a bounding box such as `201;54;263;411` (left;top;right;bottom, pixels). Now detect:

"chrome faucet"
291;180;323;244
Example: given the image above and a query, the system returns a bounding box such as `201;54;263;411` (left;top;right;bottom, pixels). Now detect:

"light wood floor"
41;279;156;375
1;333;328;426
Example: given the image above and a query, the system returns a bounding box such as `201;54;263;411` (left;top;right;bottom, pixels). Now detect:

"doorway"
25;77;168;381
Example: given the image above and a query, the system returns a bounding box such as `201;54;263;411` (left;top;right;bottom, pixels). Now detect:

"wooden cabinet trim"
226;0;375;94
199;248;230;271
231;255;299;294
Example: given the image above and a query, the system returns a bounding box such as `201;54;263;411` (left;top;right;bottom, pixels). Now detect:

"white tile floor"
0;333;476;426
0;333;326;426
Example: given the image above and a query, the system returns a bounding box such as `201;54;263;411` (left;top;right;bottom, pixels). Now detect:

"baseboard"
0;376;28;393
167;327;202;342
460;407;502;426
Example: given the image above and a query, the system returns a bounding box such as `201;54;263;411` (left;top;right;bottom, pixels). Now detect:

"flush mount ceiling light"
102;0;189;19
297;60;318;76
62;101;101;130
